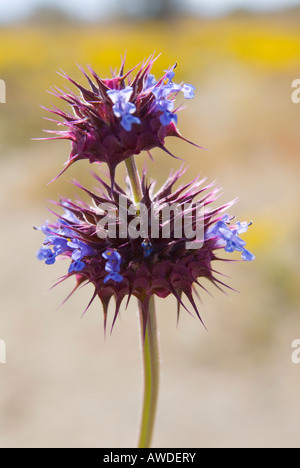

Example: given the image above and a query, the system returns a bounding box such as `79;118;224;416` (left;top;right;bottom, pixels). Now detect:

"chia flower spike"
40;55;202;185
36;169;255;335
36;55;256;449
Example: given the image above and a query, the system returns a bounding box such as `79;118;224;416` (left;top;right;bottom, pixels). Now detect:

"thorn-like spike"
46;157;78;185
159;144;183;161
80;289;98;318
176;290;182;326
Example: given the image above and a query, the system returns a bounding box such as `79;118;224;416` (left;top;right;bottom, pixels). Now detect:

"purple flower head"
39;55;201;185
36;169;254;334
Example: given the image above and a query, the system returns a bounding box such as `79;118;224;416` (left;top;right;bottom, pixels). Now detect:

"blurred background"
1;0;300;448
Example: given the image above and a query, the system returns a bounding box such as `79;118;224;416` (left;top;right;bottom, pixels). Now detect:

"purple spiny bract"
36;168;254;334
40;56;201;183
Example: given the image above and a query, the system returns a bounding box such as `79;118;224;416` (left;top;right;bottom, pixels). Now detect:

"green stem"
124;155;160;448
125;157;143;207
137;296;160;449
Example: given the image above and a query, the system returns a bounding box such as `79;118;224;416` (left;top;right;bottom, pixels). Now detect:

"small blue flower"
52;237;69;255
236;221;252;235
142;240;153;258
107;87;141;131
37;247;57;265
102;249;123;283
67;238;96;261
102;250;122;273
120;114;141;132
102;249;122;266
40;222;53;236
152;84;173;101
161;67;195;99
241;249;255;262
41;221;73;247
68;260;86;274
164;69;176;83
107;86;133;105
145;74;157;89
207;215;255;261
207;215;231;238
219;227;246;253
158;99;178;126
113;100;136;118
151;86;178;126
182;84;195;99
103;271;124;284
37;218;97;273
160;110;177;126
151;71;193;127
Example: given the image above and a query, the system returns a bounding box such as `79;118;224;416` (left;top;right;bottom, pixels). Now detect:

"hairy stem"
125;156;143;207
124;155;160;448
137;296;160;448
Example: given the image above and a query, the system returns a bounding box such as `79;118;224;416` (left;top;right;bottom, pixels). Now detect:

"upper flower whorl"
42;56;199;183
